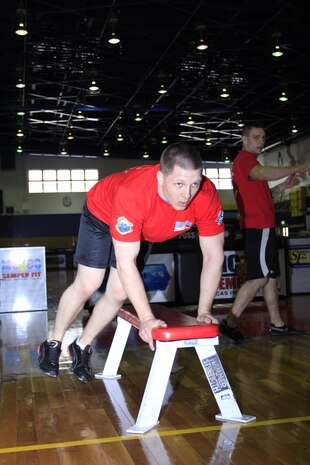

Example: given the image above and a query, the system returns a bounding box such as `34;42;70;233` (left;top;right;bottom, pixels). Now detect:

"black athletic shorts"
244;228;279;280
74;204;153;270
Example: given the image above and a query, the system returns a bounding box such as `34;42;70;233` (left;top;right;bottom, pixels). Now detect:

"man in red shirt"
38;142;225;382
220;123;310;343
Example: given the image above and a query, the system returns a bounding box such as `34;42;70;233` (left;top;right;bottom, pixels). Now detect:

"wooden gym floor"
0;270;309;465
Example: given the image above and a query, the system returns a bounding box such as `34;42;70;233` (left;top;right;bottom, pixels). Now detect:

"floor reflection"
0;310;47;376
102;375;241;465
209;423;241;465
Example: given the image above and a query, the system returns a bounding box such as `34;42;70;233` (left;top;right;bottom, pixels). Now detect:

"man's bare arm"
250;163;310;182
196;232;224;324
113;239;167;350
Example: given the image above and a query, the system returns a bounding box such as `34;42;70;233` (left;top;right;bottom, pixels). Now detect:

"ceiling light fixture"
142;149;150;159
161;135;168;144
205;131;212;146
220;87;230;98
134;112;142;122
279;90;288;102
158;73;168;94
117;132;124;141
108;32;120;44
272;32;283;58
197;38;208;51
16;128;24;137
222;148;231;163
76;110;84;119
103;147;110;156
16;78;25;89
187;115;194;125
291;124;298;134
158;83;167;94
17;110;25;116
60;147;67;155
89;80;99;91
196;25;208;51
16;145;23;153
15;8;28;36
272;44;283;58
108;17;120;45
67;131;74;140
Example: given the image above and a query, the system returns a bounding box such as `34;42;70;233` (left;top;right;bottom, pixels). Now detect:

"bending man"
38;142;225;382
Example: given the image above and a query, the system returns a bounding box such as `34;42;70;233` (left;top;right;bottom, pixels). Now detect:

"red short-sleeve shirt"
232;150;275;229
86;164;224;242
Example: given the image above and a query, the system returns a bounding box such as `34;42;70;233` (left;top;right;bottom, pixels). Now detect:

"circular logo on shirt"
116;216;133;235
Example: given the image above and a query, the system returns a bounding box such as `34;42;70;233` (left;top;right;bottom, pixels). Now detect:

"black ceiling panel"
1;0;309;161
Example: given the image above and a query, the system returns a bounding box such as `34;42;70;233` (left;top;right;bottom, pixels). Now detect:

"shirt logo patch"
116;216;133;235
174;220;193;232
216;210;224;225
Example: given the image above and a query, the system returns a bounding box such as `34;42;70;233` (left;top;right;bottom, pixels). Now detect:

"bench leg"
195;345;256;423
95;317;132;380
126;342;177;434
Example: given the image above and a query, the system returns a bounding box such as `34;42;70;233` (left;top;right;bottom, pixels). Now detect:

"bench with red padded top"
95;304;255;434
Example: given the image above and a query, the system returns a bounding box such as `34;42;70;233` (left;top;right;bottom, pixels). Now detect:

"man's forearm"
252;163;309;182
117;263;155;322
270;184;282;197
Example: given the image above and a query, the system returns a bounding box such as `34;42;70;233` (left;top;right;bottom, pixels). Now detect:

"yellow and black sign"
288;247;310;267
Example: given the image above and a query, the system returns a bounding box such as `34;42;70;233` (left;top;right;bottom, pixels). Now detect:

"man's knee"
73;276;105;300
247;276;268;291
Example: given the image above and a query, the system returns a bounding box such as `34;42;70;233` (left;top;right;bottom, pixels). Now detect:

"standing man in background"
220;123;310;343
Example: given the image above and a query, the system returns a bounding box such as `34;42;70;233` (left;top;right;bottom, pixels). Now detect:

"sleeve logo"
216;210;224;225
115;216;134;235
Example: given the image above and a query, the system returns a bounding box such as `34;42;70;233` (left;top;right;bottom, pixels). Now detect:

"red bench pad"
152;324;219;341
118;305;219;341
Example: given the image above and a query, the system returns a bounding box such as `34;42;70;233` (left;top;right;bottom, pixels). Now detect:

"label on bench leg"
201;354;229;394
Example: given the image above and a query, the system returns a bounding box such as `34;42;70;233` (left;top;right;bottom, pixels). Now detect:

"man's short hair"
160;142;202;175
242;122;265;137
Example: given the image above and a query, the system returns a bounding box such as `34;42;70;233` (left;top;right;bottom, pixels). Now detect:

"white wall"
1;135;310;216
1;154;157;215
261;136;310;190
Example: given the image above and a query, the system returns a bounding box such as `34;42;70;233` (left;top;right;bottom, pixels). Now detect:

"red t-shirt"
86;164;224;242
232;150;275;229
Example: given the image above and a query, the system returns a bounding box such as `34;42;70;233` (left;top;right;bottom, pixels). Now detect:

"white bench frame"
96;311;256;434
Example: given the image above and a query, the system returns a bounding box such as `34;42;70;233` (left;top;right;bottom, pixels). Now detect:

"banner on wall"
287;238;310;293
288;244;310;268
143;253;175;303
216;250;244;299
0;247;47;312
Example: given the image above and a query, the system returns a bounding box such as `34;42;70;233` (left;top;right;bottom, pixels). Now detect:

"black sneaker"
219;319;252;343
68;339;94;383
38;340;62;377
269;324;304;336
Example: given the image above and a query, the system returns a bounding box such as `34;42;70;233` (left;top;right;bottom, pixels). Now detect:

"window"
28;169;99;193
203;165;232;190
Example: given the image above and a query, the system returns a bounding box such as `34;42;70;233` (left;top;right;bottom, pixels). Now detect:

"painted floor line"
0;415;309;455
